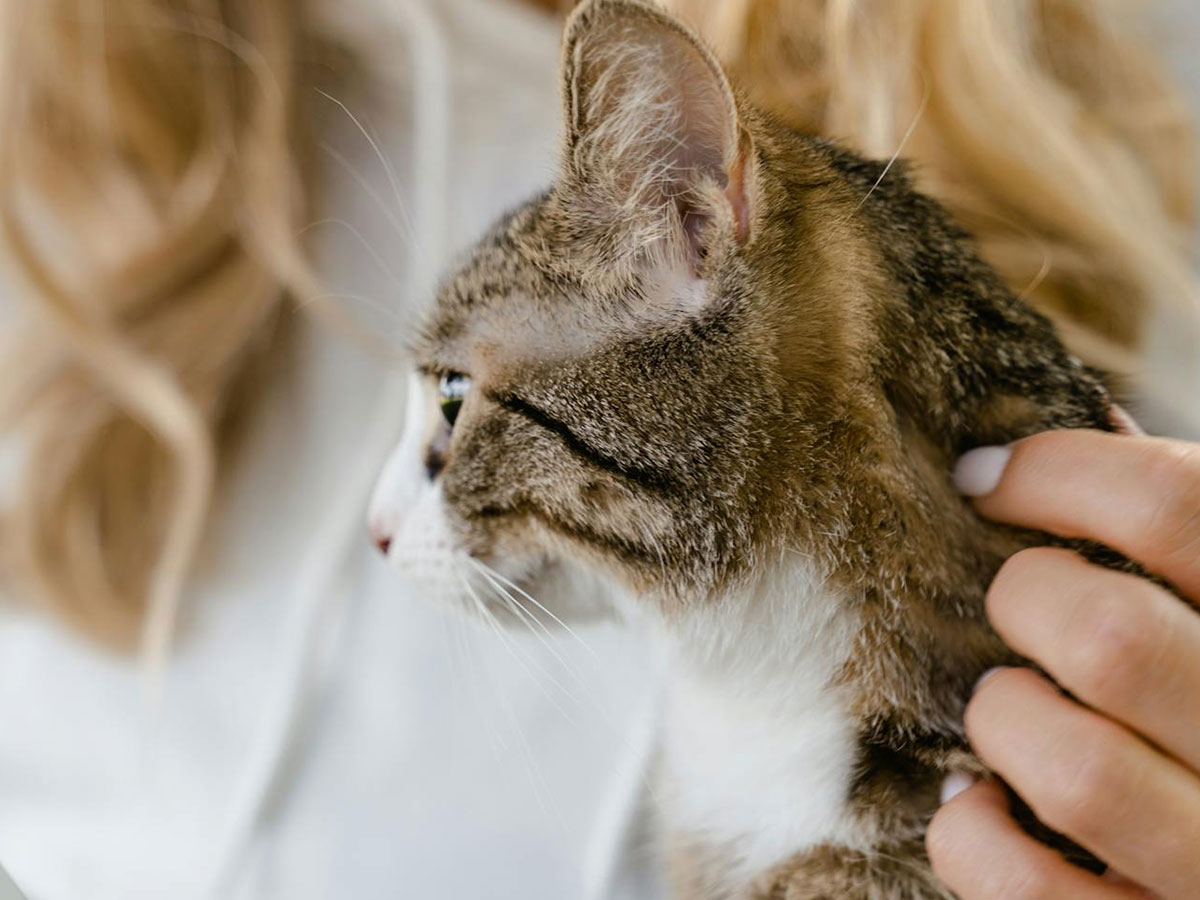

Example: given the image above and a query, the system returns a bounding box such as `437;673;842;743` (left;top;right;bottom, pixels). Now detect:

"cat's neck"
662;556;855;689
652;557;864;895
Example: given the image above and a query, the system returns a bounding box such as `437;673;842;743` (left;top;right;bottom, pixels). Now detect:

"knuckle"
964;668;1027;744
1039;738;1128;842
989;548;1061;604
994;547;1049;584
1144;444;1200;562
963;681;1002;742
1065;588;1155;706
985;556;1027;625
986;548;1082;636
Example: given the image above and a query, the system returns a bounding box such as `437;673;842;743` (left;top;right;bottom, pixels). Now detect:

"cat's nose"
370;522;392;556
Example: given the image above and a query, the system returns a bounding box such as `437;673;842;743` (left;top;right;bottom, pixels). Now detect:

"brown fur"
404;1;1140;896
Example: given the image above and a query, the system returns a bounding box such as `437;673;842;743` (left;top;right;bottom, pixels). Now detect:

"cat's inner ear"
561;0;752;267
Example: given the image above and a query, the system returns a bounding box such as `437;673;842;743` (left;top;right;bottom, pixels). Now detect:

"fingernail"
953;445;1012;497
939;772;977;804
1108;404;1145;436
974;666;1008;694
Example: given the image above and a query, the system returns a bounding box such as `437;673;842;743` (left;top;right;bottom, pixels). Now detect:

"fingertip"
953;445;1013;497
939;771;978;805
926;777;1009;876
1107;404;1145;437
973;666;1011;695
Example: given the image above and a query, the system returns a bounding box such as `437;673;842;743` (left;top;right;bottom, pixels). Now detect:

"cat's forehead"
439;207;573;320
418;196;658;373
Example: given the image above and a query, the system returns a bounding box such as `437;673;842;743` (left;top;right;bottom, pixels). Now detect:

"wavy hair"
0;0;1195;648
0;1;319;651
673;0;1198;367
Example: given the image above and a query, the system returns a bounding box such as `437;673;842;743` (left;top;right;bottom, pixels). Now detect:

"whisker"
470;563;602;704
845;72;932;221
503;691;566;831
434;602;466;703
459;580;566;828
465;562;666;811
457;573;577;834
314;88;419;248
300;217;405;288
449;605;512;758
318;142;415;249
472;565;571;661
457;572;586;728
468;559;606;667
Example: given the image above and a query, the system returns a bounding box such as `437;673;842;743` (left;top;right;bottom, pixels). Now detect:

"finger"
987;547;1200;771
927;778;1152;900
954;431;1200;599
1104;869;1148;889
967;667;1200;899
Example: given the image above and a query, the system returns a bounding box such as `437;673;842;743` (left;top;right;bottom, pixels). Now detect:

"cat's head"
369;0;888;622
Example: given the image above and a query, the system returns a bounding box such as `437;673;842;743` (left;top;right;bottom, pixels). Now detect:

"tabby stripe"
474;501;665;569
486;391;677;494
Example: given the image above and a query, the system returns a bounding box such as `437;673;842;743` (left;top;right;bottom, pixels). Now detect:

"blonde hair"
671;0;1199;367
0;1;319;650
0;0;1195;647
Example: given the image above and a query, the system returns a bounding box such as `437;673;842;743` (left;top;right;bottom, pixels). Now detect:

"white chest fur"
657;561;860;895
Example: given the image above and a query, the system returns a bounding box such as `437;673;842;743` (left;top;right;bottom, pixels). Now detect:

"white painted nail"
939;772;977;805
974;666;1008;694
953;445;1013;497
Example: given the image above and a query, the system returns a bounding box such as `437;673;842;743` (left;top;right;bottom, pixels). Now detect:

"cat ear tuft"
560;0;752;265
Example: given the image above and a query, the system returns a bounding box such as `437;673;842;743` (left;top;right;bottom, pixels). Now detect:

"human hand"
927;428;1200;899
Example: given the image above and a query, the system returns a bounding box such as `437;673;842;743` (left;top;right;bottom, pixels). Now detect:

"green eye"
438;372;471;427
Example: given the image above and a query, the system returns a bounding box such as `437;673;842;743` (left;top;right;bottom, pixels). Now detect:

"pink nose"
369;517;393;556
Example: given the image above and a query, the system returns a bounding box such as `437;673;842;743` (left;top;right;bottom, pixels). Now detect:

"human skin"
928;428;1200;900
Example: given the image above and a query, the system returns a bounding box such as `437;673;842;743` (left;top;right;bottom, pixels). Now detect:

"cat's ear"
559;0;752;267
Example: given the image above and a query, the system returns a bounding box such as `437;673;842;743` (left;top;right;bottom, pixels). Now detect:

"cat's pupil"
438;372;471;427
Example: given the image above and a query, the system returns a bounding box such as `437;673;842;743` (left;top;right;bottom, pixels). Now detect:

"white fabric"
0;1;657;898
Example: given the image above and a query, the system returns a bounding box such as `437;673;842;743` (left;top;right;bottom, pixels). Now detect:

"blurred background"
0;1;1198;899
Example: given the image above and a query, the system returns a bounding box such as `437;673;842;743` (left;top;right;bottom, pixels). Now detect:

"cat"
368;0;1123;896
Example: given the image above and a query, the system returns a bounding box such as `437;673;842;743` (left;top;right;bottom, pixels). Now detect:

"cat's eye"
438;373;471;427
